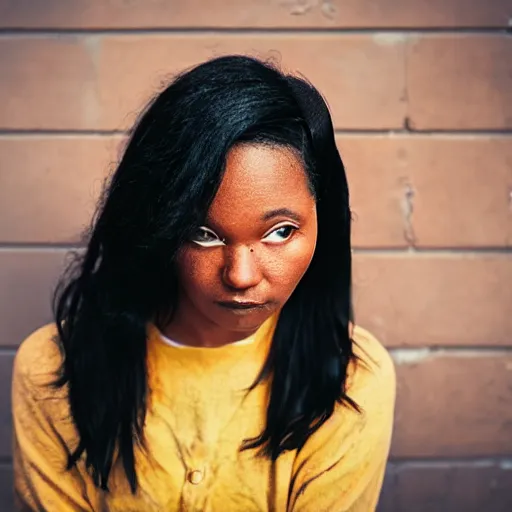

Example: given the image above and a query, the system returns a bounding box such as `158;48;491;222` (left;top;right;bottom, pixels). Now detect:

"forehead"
207;144;314;223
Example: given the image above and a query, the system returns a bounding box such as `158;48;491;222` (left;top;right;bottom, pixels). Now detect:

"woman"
12;55;395;511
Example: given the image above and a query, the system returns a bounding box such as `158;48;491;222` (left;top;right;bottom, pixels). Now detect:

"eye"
263;224;298;244
191;227;225;248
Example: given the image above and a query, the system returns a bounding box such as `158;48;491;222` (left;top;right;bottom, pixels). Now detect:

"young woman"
12;55;396;511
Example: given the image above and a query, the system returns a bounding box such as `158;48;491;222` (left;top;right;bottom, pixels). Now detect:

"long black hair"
53;55;357;493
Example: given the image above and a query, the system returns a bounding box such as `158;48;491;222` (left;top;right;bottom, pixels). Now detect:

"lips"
216;301;270;310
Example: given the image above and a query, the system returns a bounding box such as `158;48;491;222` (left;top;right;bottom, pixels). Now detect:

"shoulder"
352;325;395;376
315;325;396;451
348;325;396;406
288;327;396;508
13;324;66;399
289;326;395;478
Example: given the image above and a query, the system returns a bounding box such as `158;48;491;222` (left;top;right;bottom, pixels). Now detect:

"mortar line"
388;456;512;467
0;130;511;137
0;28;510;36
352;247;512;254
389;346;512;355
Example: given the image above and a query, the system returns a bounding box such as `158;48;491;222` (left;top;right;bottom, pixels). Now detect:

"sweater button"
187;469;204;485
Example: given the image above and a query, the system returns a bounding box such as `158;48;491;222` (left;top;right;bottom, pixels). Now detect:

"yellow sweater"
12;318;396;512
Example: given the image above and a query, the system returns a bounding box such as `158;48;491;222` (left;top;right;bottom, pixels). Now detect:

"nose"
222;245;262;291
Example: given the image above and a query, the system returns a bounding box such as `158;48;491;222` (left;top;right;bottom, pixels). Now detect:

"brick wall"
1;1;512;510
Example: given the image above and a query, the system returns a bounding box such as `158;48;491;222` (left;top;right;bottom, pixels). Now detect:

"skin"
163;143;318;348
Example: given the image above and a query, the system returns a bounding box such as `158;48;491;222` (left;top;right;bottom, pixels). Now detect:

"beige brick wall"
1;1;511;510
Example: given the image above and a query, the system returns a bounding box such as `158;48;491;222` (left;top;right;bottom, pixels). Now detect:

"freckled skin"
164;144;318;348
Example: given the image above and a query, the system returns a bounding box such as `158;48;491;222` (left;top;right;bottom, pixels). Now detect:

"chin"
211;307;275;333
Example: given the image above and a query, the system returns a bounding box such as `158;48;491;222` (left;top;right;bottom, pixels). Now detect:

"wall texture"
1;1;512;510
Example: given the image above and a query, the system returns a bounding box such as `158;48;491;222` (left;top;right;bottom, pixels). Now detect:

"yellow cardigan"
12;317;395;511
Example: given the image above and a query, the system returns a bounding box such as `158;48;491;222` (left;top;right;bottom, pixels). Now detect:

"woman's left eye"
263;225;297;243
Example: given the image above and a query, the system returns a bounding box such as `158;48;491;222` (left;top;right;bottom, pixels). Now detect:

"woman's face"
175;143;318;335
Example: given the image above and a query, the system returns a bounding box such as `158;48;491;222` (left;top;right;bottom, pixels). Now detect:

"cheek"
176;248;219;297
267;232;317;293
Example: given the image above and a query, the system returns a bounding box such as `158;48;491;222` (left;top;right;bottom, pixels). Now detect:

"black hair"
53;54;357;492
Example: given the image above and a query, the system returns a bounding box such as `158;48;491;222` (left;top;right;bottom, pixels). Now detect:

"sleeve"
12;336;94;512
287;332;396;512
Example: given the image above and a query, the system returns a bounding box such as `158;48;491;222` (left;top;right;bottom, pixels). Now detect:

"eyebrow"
261;208;303;223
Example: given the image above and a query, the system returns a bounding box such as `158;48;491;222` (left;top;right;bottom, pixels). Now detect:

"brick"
2;133;509;247
407;35;512;130
378;462;512;512
339;136;408;248
3;134;509;247
405;136;512;247
391;354;512;457
0;37;97;130
340;135;512;248
97;34;406;131
0;137;122;243
0;356;13;459
1;0;511;28
0;465;13;512
352;254;512;347
0;250;68;347
0;35;406;131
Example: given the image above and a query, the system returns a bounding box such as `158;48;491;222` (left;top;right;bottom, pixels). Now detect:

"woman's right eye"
191;227;225;247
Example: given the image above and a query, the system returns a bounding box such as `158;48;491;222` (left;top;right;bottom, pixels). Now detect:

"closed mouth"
216;301;269;310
